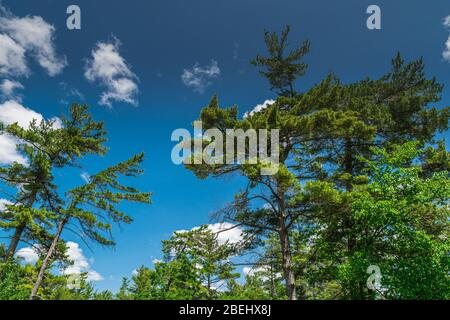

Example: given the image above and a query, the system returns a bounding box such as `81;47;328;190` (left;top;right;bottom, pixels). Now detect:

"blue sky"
0;0;449;292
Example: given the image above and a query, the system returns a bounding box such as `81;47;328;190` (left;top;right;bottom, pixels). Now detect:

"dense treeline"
0;27;449;300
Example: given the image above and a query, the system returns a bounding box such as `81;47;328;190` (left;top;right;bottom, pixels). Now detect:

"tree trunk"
30;218;68;300
278;223;297;300
5;223;26;261
275;180;297;300
343;138;366;299
5;191;37;261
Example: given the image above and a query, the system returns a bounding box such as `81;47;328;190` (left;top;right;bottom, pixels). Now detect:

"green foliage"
0;261;33;300
65;152;152;247
251;25;310;97
162;226;240;298
306;143;449;299
0;104;109;260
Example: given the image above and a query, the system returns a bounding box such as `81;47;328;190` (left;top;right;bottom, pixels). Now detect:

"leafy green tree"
48;273;113;300
116;277;132;300
293;54;449;298
305;142;449;299
127;257;205;300
162;225;240;298
0;260;34;300
220;277;275;300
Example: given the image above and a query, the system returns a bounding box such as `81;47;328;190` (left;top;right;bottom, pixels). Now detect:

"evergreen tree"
162;225;240;298
30;153;151;299
0;104;107;260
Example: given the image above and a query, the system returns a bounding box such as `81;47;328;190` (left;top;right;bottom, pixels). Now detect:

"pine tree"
30;153;151;299
251;25;310;97
162;225;240;298
0;104;107;261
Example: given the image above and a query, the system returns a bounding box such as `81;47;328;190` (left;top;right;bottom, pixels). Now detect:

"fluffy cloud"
84;39;139;107
0;33;27;77
16;247;39;264
207;222;244;245
0;79;23;100
0;132;26;165
15;242;103;281
62;242;103;281
0;7;67;76
0;198;12;211
0;100;45;127
243;99;275;118
176;223;244;245
443;15;450;62
444;15;450;28
0;100;62;165
181;60;220;93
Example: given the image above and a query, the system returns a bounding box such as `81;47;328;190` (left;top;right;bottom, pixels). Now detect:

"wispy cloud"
443;15;450;62
233;42;239;61
80;172;91;183
0;33;27;77
0;5;67;77
243;99;275;119
181;60;220;93
84;38;139;107
59;82;84;105
0;79;23;101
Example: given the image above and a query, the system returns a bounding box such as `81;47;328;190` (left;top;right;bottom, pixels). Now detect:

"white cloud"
59;82;84;105
181;60;220;93
0;7;67;76
207;222;244;245
0;33;27;77
444;15;450;28
0;198;12;211
80;172;90;183
15;242;102;281
443;16;450;62
175;223;244;246
0;134;26;165
0;79;23;101
84;38;139;107
243;100;275;119
0;100;45;128
443;37;450;62
62;241;103;282
0;100;62;165
233;42;239;61
16;247;39;264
